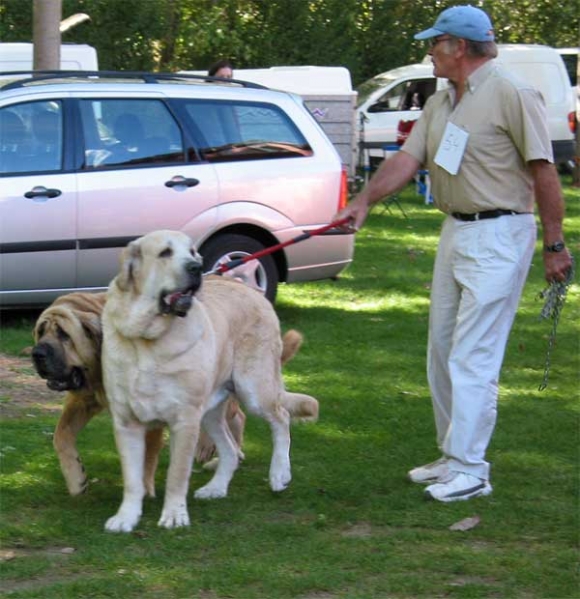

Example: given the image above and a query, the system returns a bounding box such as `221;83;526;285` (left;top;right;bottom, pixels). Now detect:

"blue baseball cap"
414;5;495;42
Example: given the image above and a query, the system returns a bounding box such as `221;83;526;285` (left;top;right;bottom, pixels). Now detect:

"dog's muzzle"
160;260;203;317
32;343;86;391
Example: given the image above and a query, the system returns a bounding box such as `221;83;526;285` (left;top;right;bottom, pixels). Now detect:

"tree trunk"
158;0;182;71
33;0;62;71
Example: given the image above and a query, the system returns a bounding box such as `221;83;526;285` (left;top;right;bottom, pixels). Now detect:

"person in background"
335;5;572;502
208;59;233;79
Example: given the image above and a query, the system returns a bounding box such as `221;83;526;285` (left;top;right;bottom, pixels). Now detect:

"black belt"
451;209;521;222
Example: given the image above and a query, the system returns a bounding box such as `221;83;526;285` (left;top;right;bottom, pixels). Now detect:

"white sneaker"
408;457;449;484
425;472;492;503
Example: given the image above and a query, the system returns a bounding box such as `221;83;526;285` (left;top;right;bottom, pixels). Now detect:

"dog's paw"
68;476;89;496
105;510;141;533
158;507;190;529
194;483;228;500
144;480;156;498
64;462;88;496
269;469;292;492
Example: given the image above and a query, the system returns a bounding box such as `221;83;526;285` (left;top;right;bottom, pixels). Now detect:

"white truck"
0;42;98;71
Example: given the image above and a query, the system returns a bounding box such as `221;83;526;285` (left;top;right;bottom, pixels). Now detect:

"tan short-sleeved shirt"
402;60;553;214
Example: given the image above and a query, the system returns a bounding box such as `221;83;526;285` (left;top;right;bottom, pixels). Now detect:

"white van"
357;44;576;168
0;42;98;71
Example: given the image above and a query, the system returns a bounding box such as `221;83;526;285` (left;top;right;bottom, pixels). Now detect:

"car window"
179;100;313;162
78;99;185;169
558;51;578;86
0;100;63;175
368;78;436;113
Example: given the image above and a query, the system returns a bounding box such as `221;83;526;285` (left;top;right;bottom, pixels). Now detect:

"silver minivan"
0;72;354;306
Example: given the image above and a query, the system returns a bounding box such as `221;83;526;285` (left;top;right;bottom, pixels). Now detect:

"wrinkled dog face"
118;230;204;317
32;308;101;391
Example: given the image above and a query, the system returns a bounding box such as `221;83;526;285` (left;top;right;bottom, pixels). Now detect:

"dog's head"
32;297;103;391
115;230;204;318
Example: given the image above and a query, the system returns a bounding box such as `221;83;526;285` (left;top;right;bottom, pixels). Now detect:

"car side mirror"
367;101;391;113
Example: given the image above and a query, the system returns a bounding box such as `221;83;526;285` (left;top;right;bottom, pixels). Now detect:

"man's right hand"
334;193;371;232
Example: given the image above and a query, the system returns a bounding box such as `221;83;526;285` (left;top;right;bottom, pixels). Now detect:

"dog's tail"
282;392;319;423
280;329;318;422
281;329;303;365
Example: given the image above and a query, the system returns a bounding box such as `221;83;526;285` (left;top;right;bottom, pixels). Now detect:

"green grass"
1;178;578;598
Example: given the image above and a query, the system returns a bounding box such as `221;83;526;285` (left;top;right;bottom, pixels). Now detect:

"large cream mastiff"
102;230;318;532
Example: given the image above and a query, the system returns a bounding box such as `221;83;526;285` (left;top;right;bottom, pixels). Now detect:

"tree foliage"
0;0;578;85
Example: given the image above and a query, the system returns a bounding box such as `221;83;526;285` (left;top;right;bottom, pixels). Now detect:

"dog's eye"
36;322;46;337
82;323;101;344
159;248;173;258
190;249;197;258
56;325;70;342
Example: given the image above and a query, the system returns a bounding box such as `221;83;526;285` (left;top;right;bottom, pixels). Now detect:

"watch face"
546;241;565;252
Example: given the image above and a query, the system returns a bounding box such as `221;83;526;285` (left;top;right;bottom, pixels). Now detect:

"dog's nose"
186;261;203;275
32;344;50;363
32;343;53;374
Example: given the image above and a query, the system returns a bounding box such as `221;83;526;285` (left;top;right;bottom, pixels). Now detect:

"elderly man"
336;5;572;502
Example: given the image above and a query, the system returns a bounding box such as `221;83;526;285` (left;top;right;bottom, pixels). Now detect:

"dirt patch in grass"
0;546;76;561
0;546;81;594
0;352;63;418
341;522;374;538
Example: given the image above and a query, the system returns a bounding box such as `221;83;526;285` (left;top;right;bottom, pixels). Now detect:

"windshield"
356;73;400;106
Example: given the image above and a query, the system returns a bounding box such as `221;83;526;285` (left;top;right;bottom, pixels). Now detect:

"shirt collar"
466;59;496;94
445;59;496;105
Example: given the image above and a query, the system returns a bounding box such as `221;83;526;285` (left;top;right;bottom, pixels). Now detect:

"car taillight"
397;119;417;146
338;166;348;211
568;111;577;134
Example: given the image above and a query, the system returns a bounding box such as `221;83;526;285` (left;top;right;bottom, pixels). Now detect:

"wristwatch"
544;241;566;253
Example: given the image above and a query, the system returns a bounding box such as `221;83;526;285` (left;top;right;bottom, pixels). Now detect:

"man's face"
428;35;458;79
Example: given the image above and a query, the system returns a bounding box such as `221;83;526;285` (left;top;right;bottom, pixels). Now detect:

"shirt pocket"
462;128;517;171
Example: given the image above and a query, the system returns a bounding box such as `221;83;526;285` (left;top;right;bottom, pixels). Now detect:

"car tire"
201;234;279;303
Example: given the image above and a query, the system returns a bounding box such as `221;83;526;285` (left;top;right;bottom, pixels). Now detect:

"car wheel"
201;234;279;303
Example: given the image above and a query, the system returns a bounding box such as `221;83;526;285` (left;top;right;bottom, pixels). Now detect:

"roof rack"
0;70;269;91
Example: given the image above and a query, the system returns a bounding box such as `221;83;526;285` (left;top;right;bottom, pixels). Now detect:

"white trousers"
427;213;536;480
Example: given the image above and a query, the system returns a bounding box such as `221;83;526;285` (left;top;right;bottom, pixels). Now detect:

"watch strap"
544;241;565;253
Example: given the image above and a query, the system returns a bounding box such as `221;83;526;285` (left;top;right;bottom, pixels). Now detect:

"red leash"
210;217;352;274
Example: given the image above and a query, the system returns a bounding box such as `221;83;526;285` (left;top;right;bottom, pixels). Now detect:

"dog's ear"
116;240;142;292
79;312;103;351
33;318;46;343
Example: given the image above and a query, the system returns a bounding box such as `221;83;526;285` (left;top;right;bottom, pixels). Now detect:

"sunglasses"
429;35;454;48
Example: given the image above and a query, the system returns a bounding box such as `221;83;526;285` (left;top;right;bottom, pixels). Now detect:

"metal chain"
537;257;575;391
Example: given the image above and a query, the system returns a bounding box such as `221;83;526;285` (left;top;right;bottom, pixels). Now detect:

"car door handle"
164;176;200;188
24;186;62;199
